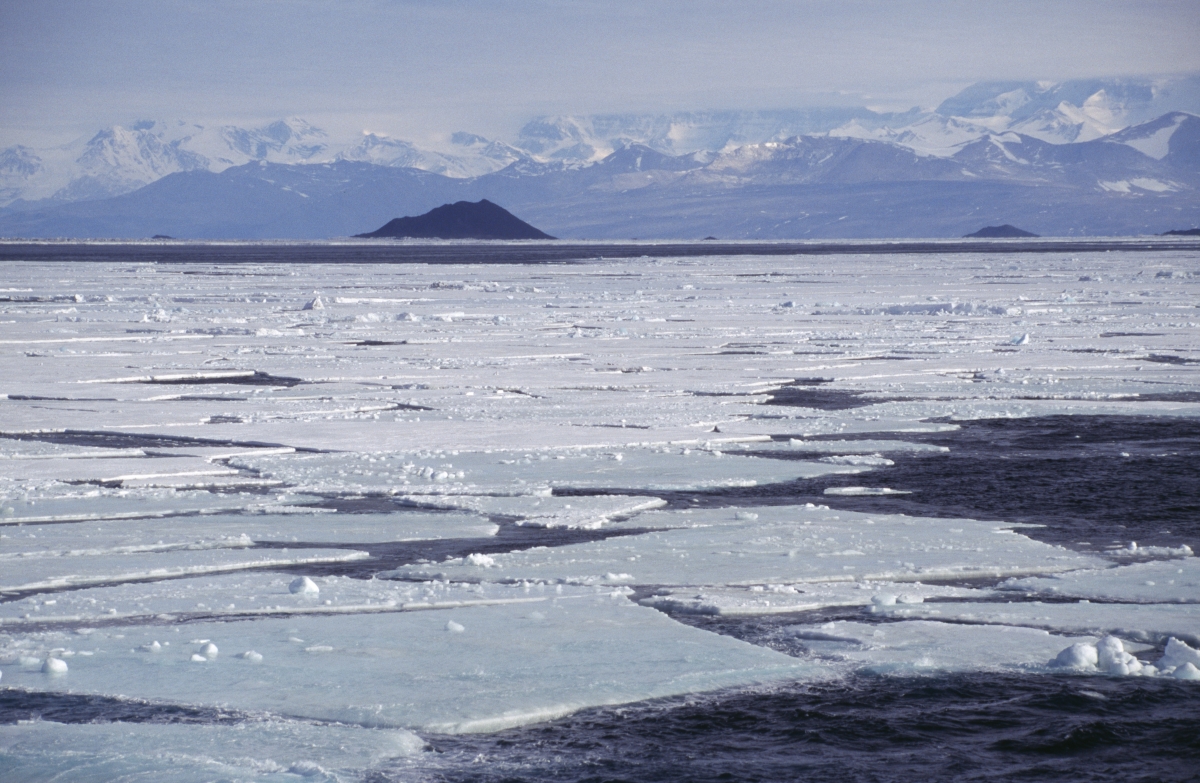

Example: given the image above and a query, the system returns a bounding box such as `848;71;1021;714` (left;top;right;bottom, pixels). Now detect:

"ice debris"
42;657;68;674
290;576;320;595
1050;635;1200;679
445;620;465;633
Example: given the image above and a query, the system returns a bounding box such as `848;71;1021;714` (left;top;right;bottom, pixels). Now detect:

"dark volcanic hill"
964;224;1039;238
357;199;554;239
1163;228;1200;236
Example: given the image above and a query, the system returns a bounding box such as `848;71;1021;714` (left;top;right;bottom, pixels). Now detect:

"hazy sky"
2;0;1198;145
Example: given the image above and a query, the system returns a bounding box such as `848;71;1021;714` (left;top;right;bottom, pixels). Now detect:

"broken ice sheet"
0;547;368;595
386;505;1103;587
398;494;666;529
0;574;530;627
0;509;497;555
1000;558;1200;603
0;719;425;783
1;587;817;733
641;581;993;616
227;445;859;497
869;600;1200;646
787;619;1148;675
0;487;281;525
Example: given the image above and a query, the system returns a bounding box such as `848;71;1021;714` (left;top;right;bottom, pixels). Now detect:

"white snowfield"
0;247;1198;777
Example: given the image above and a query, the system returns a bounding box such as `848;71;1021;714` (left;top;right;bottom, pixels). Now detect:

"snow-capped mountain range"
3;75;1198;210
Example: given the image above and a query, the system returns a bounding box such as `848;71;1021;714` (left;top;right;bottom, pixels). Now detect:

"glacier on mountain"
3;75;1198;210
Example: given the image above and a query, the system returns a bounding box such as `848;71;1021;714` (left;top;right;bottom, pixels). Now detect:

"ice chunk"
289;576;320;595
445;620;465;633
41;657;67;674
1051;643;1098;670
819;455;895;466
1158;637;1200;671
465;553;496;567
1173;663;1200;680
1096;635;1142;675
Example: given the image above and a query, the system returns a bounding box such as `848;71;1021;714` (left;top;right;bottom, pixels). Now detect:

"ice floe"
0;719;424;783
387;505;1103;587
1001;558;1200;603
788;620;1144;675
0;587;815;733
870;600;1200;645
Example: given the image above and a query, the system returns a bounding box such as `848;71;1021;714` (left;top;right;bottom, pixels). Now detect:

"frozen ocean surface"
0;241;1197;781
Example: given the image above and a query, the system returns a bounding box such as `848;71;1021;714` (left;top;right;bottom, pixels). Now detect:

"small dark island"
963;225;1039;238
1162;228;1200;237
356;200;555;240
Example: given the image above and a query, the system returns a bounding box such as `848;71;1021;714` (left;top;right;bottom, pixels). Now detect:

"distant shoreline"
1;237;1199;264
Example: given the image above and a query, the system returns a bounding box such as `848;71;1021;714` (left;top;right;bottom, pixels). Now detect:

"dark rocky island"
357;199;555;240
964;224;1039;238
1162;228;1200;236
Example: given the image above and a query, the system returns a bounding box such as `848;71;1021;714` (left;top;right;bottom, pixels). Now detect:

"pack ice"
1;246;1198;779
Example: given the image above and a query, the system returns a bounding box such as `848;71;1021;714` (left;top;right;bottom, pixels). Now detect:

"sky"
2;0;1198;146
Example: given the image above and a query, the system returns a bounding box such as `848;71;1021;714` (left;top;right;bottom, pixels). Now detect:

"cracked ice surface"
0;247;1198;777
387;505;1104;586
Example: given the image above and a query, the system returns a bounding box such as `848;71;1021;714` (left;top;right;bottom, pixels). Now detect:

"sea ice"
387;505;1102;587
0;587;816;733
788;620;1139;675
1000;558;1200;603
641;581;993;616
0;719;425;783
869;600;1200;646
0;547;368;595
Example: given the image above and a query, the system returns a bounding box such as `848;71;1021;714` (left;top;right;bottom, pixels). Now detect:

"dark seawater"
773;414;1200;552
561;414;1200;552
413;675;1200;783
